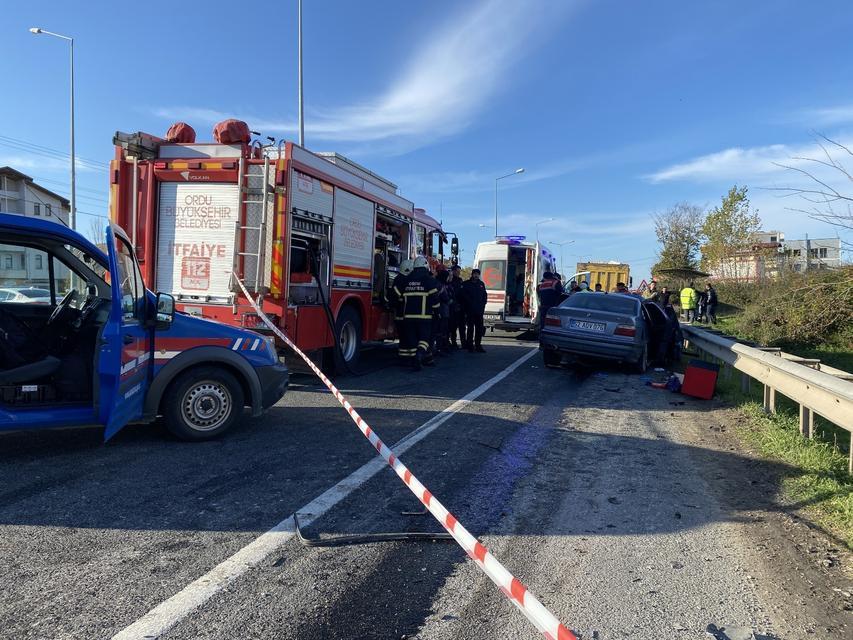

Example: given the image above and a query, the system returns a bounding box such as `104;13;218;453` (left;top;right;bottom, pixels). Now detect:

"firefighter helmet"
400;259;414;276
413;256;429;270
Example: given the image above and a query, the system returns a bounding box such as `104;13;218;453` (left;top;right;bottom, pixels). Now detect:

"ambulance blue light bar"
495;235;526;245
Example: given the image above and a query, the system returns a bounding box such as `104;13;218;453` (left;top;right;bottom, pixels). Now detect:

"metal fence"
682;325;853;473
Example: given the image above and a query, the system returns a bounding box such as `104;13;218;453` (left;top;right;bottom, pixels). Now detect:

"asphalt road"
1;337;850;639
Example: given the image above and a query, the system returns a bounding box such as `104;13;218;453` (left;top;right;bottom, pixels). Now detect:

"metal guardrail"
682;325;853;473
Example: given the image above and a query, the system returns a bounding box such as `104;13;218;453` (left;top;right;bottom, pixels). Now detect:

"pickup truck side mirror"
451;237;459;256
155;292;175;328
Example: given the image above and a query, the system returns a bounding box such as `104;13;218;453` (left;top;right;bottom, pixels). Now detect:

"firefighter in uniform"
391;259;414;363
398;256;439;371
537;271;563;330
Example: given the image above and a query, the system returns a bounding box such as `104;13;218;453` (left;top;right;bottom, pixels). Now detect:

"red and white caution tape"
234;277;576;640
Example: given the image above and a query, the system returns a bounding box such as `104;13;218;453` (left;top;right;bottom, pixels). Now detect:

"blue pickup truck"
0;213;288;440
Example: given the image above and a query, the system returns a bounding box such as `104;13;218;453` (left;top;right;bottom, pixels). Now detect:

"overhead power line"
0;134;107;172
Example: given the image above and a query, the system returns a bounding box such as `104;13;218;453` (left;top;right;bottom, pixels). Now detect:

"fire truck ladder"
237;157;275;298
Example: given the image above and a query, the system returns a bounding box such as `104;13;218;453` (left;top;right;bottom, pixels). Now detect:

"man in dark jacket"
397;256;439;371
461;269;487;353
705;283;718;324
537;271;563;329
448;264;466;349
434;270;452;355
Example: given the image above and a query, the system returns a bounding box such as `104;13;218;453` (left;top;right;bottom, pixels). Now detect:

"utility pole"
804;233;810;272
298;0;304;147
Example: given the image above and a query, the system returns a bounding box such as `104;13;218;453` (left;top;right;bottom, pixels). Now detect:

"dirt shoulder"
682;401;853;637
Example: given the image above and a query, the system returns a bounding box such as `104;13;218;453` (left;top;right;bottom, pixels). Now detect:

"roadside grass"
713;370;853;548
713;312;853;372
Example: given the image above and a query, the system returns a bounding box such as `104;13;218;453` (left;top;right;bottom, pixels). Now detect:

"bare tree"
772;135;853;239
87;216;106;245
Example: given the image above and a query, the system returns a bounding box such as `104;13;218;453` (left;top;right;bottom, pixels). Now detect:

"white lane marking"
112;347;538;640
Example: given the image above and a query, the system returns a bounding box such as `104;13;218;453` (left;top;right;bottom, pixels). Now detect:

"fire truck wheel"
334;305;362;373
162;366;245;441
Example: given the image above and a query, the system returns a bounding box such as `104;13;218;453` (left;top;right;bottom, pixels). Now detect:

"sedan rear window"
562;293;639;315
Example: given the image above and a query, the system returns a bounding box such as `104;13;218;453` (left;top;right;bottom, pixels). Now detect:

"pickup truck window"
113;236;145;321
63;243;108;282
0;242;55;304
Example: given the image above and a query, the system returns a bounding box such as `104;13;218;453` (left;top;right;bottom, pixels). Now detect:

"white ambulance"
472;236;558;331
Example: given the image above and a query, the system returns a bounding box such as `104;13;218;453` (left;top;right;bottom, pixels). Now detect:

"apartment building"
0;167;71;289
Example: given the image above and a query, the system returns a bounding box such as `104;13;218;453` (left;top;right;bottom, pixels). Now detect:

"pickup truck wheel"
162;367;244;441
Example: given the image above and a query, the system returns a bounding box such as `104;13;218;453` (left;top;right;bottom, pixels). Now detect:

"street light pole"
535;217;555;243
297;0;305;147
30;27;75;229
550;240;575;276
494;168;524;237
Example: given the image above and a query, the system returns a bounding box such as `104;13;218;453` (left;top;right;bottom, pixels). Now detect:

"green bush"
713;280;767;311
733;267;853;349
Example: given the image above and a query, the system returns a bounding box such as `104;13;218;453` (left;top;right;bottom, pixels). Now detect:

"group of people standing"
534;271;640;326
390;258;489;372
676;281;718;324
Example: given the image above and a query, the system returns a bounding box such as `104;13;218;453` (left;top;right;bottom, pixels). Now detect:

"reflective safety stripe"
417;341;430;350
404;314;433;320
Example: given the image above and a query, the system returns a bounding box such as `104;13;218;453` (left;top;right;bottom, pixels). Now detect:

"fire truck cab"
110;121;455;371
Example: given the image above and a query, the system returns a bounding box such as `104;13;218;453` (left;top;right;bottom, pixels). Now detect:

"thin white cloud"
802;104;853;127
0;155;100;174
645;136;853;184
495;211;653;238
154;0;572;153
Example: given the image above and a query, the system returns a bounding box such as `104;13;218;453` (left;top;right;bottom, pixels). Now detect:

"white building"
708;229;845;281
0;166;71;289
782;237;843;271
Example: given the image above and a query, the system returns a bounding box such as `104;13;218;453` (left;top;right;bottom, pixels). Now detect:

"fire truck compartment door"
155;182;239;303
291;171;333;219
332;189;373;289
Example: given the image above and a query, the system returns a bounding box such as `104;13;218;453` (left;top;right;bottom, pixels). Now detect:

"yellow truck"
575;261;631;292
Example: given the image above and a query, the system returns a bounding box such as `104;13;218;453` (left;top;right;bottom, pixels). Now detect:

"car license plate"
570;319;606;332
483;314;501;322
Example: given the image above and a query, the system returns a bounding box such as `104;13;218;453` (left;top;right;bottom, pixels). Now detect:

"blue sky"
3;0;853;280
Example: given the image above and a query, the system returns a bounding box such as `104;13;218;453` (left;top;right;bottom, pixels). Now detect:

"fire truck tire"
333;305;362;373
161;366;245;441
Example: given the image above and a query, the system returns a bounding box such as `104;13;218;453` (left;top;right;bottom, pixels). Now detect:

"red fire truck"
109;120;456;371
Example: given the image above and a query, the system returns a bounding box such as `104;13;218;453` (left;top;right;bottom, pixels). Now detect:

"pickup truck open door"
99;225;153;440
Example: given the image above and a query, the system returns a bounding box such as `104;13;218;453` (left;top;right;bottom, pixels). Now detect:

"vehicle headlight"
264;336;280;361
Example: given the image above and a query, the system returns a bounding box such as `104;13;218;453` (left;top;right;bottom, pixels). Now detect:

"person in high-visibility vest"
679;282;699;322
